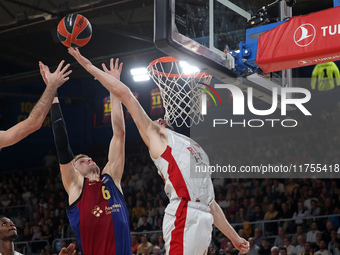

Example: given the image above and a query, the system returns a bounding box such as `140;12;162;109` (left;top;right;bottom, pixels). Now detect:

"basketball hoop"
148;56;212;127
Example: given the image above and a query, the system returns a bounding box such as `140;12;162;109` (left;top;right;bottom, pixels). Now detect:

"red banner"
257;7;340;73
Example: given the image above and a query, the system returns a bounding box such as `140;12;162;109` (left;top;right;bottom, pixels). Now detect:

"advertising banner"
257;7;340;72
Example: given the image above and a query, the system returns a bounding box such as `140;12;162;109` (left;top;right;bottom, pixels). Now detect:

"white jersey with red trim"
151;129;214;210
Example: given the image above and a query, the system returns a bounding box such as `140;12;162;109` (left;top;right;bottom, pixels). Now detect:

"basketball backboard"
154;0;292;103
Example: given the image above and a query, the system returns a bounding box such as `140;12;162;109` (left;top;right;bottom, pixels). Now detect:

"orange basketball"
57;14;92;48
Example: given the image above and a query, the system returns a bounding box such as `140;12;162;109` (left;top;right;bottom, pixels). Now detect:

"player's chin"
9;232;18;239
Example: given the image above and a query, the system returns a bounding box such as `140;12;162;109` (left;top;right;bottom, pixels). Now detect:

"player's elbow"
119;87;134;104
114;128;125;137
33;119;43;130
107;80;130;101
26;117;42;132
210;200;223;220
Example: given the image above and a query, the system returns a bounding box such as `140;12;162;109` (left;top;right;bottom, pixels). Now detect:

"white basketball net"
148;57;212;128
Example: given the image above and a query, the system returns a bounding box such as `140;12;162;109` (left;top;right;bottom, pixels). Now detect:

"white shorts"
163;200;214;255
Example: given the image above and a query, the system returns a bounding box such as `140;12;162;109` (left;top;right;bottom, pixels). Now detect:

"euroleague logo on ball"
294;24;316;47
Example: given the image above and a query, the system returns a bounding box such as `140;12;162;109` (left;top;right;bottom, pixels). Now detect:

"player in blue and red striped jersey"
44;58;131;255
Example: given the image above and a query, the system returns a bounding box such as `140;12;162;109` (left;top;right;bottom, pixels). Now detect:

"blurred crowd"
1;166;340;255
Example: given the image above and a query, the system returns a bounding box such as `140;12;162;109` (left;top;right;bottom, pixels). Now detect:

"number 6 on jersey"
102;186;111;200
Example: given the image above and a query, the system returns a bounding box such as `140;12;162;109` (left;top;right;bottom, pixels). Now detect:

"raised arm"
68;47;167;159
100;59;126;185
210;200;250;254
50;96;83;205
0;60;71;149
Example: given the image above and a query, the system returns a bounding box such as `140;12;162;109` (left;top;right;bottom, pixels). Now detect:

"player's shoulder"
150;122;169;145
101;173;114;183
101;173;122;192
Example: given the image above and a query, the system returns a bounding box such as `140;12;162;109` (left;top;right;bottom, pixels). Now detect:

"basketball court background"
0;1;340;255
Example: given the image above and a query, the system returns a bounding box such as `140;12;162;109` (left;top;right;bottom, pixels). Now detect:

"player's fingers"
241;239;248;245
67;47;73;55
118;62;123;73
39;62;45;73
102;63;109;73
39;65;49;83
63;70;72;77
66;243;75;252
61;63;71;74
115;58;119;70
39;62;47;72
42;63;48;70
56;60;65;72
68;47;77;56
110;58;115;70
241;243;248;249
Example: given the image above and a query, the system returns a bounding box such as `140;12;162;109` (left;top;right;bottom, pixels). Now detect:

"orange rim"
148;56;211;79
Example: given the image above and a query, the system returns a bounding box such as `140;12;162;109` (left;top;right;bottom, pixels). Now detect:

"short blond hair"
74;154;89;163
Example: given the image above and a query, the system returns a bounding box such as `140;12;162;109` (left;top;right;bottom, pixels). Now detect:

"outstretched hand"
101;58;123;80
58;243;76;255
232;237;250;254
68;47;92;71
39;60;71;89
